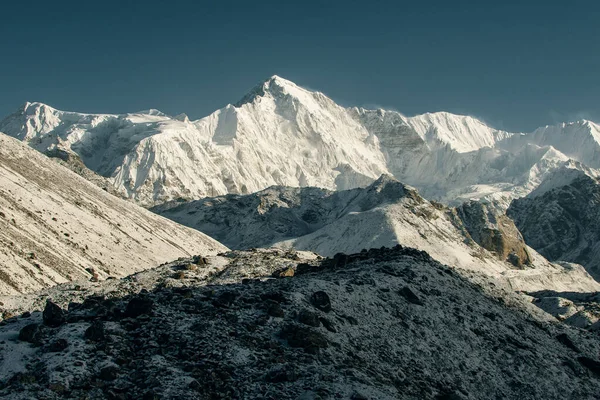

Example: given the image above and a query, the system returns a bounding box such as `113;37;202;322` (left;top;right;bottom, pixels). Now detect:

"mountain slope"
154;176;599;293
0;133;227;295
507;170;600;280
1;247;600;399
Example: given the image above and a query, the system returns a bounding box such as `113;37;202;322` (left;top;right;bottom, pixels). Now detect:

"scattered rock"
556;333;580;353
84;320;106;342
310;291;332;312
272;267;295;278
578;357;600;377
124;296;153;318
47;338;68;352
319;317;337;332
398;286;424;306
298;309;320;327
351;391;369;400
265;365;297;382
18;323;42;344
173;271;186;279
99;365;120;381
280;323;328;353
43;300;66;327
267;303;285;318
185;263;198;271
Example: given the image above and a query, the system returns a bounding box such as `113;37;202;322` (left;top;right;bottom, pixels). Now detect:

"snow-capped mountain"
1;76;599;207
154;176;599;292
0;133;226;295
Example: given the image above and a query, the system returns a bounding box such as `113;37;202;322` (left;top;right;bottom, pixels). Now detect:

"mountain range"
1;76;599;208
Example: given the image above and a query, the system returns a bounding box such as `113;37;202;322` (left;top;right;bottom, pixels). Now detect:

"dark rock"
47;338;68;352
260;291;288;303
280;323;328;353
556;333;580;353
20;311;31;318
398;287;424;306
351;392;369;400
578;356;600;377
213;290;239;307
43;299;66;327
319;317;337;332
310;291;332;312
267;303;285;318
265;365;297;382
298;309;320;327
142;390;160;400
99;365;120;381
18;323;42;344
85;320;106;342
124;297;153;318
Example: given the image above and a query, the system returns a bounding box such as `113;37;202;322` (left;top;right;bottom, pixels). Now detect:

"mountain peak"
234;75;313;107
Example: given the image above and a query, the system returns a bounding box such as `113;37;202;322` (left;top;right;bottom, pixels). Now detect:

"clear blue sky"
1;0;598;132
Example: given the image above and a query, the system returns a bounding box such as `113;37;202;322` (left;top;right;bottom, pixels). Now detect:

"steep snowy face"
507;171;600;280
499;120;600;169
154;176;600;293
0;78;390;205
406;111;514;152
185;75;389;194
0;133;227;295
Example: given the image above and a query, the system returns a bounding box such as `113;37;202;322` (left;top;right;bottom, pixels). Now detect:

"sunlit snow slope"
0;133;227;295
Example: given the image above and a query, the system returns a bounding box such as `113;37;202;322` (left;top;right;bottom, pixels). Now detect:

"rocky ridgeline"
455;201;532;268
0;246;599;399
508;173;600;280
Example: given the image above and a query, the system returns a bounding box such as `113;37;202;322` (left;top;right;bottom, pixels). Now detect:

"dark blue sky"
1;0;598;132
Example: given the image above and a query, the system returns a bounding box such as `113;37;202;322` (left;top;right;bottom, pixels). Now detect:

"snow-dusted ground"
154;176;600;294
1;247;599;399
2;76;599;207
0;134;227;295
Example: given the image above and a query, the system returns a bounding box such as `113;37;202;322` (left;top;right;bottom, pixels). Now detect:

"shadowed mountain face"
508;173;600;280
1;246;599;399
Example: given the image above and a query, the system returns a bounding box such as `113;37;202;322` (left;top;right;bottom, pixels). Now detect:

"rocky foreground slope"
0;133;226;295
508;171;600;281
0;246;599;399
154;176;600;293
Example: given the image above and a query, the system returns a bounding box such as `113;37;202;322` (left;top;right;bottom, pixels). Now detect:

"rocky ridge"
0;133;227;295
508;171;600;280
153;176;600;293
1;246;600;399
